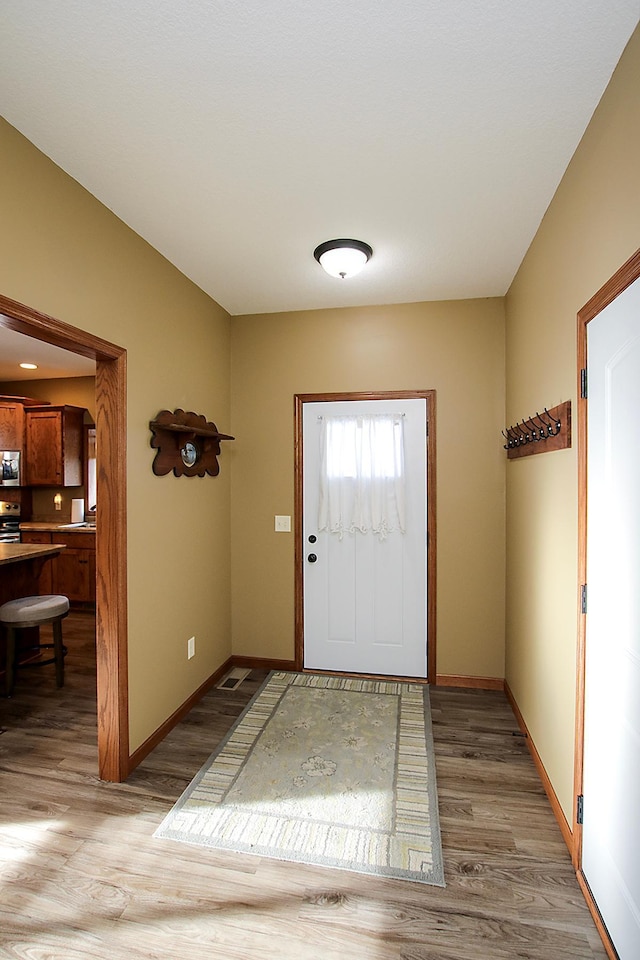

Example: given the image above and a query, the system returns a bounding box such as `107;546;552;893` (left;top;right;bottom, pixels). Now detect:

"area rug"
154;671;445;886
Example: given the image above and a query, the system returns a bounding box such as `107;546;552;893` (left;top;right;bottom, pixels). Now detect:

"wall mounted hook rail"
503;400;571;460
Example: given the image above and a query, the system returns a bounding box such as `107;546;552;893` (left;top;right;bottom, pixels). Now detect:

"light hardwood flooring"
0;613;606;959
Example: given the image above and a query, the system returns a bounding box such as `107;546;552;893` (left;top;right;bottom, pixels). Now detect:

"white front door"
582;274;640;959
302;398;427;677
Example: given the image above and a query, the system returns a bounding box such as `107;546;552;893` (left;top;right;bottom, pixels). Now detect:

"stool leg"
5;627;16;698
53;619;65;688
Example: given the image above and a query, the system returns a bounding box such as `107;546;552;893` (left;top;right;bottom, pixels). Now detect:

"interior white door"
582;275;640;959
303;398;427;677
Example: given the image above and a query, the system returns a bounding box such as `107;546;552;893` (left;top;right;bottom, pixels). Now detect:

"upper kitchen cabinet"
0;396;42;450
0;399;24;449
24;404;85;486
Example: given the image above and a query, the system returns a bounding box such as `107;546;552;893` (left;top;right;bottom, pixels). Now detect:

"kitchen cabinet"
24;405;85;486
0;396;46;453
20;530;95;603
18;532;54;593
54;533;95;603
0;400;25;450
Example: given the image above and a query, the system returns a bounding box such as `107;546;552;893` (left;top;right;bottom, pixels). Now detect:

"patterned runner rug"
155;671;445;886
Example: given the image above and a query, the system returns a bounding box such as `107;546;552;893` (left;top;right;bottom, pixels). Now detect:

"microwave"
1;451;21;486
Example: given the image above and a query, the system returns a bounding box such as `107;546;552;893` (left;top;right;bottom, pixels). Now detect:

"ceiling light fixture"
19;362;38;370
313;238;373;280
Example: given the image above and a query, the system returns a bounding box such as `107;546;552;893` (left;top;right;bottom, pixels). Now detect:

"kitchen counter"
0;542;69;671
19;522;96;534
0;542;67;566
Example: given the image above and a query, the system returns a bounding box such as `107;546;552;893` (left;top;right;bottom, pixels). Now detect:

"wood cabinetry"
54;533;96;602
0;396;46;454
24;405;85;486
20;531;96;603
0;399;25;449
18;532;54;593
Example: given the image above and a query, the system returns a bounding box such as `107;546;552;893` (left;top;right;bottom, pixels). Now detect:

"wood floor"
0;612;606;959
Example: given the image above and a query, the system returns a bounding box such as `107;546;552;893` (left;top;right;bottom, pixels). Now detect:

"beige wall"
0;376;96;420
505;26;640;821
230;298;506;679
0;119;233;752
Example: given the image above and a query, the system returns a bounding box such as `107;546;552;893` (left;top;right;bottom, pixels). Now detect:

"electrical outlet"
187;636;195;659
275;515;291;532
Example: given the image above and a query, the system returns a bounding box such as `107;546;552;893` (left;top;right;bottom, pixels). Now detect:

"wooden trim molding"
95;353;128;780
293;390;437;682
578;246;640;325
575;872;619;960
231;656;297;672
569;248;640;960
436;674;504;691
574;245;640;871
505;681;572;853
0;293;128;782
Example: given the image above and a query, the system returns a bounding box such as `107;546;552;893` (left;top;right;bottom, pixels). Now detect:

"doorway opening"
294;390;436;682
0;292;128;781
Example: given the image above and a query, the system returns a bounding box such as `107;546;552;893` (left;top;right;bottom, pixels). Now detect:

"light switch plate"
275;515;291;532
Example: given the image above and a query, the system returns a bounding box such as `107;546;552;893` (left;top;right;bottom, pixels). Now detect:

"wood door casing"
0;294;128;782
574;246;640;960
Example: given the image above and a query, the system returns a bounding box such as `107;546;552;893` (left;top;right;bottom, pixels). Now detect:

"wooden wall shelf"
149;409;234;477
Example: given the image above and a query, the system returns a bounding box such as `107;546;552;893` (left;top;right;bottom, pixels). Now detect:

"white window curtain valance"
318;414;406;540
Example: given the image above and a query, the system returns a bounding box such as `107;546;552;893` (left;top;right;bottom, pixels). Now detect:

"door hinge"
577;794;584;825
581;584;587;615
580;368;588;399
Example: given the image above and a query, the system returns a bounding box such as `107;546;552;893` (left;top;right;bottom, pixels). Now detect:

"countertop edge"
19;523;96;534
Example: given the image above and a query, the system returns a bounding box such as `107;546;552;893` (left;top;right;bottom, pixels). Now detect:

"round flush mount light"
313;238;373;279
20;362;38;370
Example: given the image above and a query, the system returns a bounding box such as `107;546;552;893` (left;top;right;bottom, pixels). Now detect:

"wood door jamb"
0;294;128;781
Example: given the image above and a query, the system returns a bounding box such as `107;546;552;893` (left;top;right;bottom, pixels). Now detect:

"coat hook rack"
502;400;571;460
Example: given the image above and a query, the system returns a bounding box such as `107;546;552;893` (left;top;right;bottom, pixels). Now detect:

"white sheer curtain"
318;414;406;540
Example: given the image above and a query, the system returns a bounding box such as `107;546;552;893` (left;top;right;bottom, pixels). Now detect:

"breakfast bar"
0;543;67;676
0;542;67;604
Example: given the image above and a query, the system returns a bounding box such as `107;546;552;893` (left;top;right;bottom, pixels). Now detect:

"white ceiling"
0;322;95;382
0;1;638;318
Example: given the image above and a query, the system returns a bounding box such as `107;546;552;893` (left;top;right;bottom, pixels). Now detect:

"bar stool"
0;595;70;698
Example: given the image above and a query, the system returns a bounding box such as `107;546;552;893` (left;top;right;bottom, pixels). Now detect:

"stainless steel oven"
1;450;21;486
0;500;21;542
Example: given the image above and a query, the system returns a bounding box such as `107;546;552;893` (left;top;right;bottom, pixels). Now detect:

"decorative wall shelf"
502;400;571;460
149;409;234;477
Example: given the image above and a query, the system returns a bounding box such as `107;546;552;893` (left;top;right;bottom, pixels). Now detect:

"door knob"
308;534;317;543
307;553;317;563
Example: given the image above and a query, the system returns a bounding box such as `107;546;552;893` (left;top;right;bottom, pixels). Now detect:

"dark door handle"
307;553;317;563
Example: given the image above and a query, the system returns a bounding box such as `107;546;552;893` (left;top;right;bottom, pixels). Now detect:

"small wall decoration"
149;409;234;477
502;400;571;460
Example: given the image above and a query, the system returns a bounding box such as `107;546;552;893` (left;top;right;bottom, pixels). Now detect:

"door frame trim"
0;293;129;781
294;390;437;682
573;248;640;960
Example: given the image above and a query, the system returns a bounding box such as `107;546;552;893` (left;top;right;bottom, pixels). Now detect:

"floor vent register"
216;667;251;691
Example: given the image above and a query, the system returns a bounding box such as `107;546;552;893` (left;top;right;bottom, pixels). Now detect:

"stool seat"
0;595;70;625
1;595;70;697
